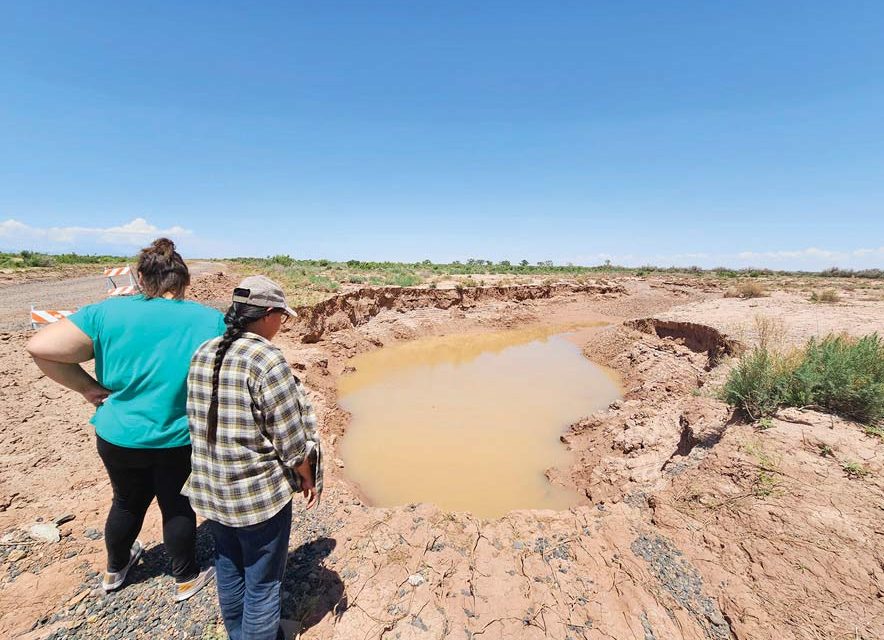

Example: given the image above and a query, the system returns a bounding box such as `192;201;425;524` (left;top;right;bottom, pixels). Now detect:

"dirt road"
0;261;223;331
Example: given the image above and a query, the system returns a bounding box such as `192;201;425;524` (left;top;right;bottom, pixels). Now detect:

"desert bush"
842;461;870;479
722;348;794;420
19;251;56;267
753;315;786;351
810;289;841;303
387;273;422;287
723;332;884;426
725;281;767;299
307;274;340;292
269;254;295;267
785;334;884;425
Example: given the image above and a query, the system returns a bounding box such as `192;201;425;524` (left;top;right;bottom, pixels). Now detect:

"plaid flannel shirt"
182;332;322;527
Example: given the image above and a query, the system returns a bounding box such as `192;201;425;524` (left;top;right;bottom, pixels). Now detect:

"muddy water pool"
337;326;621;517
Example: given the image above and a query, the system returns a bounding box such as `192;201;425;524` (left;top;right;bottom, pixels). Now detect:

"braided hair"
206;301;271;443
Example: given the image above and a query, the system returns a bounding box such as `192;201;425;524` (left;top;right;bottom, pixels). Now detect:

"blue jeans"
210;502;292;640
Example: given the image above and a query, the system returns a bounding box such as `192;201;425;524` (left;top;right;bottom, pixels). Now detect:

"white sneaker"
102;540;144;592
174;566;216;602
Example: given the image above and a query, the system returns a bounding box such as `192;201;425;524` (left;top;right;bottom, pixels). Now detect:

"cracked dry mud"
1;269;882;639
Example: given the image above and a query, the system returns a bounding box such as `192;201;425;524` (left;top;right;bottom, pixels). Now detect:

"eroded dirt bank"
1;271;882;639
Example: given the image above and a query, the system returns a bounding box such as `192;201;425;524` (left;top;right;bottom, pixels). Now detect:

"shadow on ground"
126;522;216;586
281;537;346;635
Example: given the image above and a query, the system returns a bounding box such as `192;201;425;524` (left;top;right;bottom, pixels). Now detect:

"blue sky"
1;1;882;269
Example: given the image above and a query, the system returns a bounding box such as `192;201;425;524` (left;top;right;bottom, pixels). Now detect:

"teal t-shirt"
69;295;226;449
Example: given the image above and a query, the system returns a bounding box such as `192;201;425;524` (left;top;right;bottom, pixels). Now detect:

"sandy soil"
0;268;882;639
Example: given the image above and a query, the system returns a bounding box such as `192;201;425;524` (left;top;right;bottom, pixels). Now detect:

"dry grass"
755;315;787;352
810;289;841;303
725;280;767;299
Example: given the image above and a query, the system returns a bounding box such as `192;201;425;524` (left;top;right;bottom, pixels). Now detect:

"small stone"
707;609;726;627
407;574;425;587
29;523;61;543
8;548;27;562
333;458;345;469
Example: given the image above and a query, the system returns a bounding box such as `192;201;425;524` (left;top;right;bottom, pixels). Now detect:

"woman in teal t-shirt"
27;238;225;602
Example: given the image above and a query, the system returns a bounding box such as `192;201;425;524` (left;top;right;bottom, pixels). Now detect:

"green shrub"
786;334;884;425
20;251;56;267
307;274;340;292
721;348;794;420
723;332;884;426
269;254;295;267
387;273;422;287
842;461;870;479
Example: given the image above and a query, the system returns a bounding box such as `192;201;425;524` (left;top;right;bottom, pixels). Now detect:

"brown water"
337;326;621;518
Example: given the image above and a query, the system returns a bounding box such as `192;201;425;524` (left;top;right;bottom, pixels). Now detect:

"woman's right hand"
295;458;318;510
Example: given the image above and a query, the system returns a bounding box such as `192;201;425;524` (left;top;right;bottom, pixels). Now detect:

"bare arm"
26;319;110;406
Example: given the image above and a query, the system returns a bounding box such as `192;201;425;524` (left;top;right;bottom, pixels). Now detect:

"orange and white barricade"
30;306;74;330
104;265;138;296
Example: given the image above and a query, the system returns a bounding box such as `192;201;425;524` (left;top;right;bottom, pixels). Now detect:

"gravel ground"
631;534;733;640
26;499;343;640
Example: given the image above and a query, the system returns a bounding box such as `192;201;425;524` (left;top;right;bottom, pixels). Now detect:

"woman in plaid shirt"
184;275;322;640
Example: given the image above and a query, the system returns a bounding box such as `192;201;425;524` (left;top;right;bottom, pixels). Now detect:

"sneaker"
174;566;216;602
102;540;144;592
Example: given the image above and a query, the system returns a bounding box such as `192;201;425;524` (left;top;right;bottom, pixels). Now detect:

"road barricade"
30;306;74;330
104;265;138;296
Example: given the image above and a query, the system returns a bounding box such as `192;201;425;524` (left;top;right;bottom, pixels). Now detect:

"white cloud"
0;217;192;250
569;246;884;271
736;246;884;264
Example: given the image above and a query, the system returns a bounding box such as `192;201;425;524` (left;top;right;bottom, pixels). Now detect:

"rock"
29;522;61;543
333;458;345;469
84;528;103;540
53;514;76;526
8;548;27;562
407;573;426;587
68;589;90;607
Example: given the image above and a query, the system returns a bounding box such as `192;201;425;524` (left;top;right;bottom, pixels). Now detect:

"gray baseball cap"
232;275;297;317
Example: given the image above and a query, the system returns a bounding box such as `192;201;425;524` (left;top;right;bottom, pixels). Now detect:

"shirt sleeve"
257;354;310;471
68;302;102;341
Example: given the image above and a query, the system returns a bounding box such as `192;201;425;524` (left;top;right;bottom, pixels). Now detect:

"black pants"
96;435;198;581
